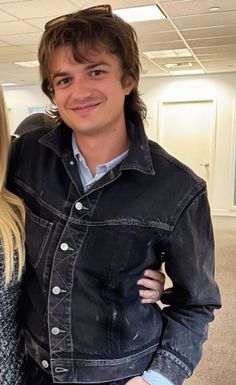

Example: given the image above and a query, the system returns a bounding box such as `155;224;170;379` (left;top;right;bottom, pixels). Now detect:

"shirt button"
69;160;74;165
60;242;68;251
42;360;49;369
75;202;83;210
52;286;61;295
51;327;60;335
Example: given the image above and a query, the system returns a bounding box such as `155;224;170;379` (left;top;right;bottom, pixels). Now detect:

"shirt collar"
71;133;128;170
71;133;129;191
39;115;155;176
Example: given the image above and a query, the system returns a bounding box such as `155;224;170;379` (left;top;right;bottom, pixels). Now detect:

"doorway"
158;99;216;197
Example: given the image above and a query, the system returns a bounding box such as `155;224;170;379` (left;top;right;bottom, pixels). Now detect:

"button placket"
48;197;94;372
49;225;78;360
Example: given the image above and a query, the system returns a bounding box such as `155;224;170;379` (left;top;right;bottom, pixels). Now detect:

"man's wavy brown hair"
38;5;147;123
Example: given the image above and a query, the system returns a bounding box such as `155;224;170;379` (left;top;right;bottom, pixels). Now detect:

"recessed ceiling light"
2;82;16;86
170;69;205;76
165;62;193;69
113;5;166;22
14;61;39;68
143;49;192;59
208;6;221;12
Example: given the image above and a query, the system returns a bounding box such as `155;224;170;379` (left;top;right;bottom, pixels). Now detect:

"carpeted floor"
185;216;235;384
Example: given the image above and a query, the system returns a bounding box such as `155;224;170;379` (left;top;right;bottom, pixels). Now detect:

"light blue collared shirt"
72;133;128;191
71;134;172;385
143;370;173;385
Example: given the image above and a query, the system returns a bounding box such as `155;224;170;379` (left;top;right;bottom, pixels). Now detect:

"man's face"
50;46;135;138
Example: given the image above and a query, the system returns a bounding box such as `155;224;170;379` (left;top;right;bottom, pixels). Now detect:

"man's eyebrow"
85;61;110;70
51;62;110;80
51;72;69;81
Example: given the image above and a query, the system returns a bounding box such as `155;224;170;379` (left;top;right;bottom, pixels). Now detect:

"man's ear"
124;76;136;95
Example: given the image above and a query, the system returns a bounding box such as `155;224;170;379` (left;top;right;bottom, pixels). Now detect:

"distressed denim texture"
7;116;221;384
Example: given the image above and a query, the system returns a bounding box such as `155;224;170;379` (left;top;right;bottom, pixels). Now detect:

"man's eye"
56;77;71;86
90;70;105;77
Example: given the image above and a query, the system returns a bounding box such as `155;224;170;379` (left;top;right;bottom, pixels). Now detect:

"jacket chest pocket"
80;227;159;282
25;207;53;268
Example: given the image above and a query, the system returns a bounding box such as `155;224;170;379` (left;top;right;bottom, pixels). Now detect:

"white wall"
3;84;48;133
3;72;236;216
139;72;236;216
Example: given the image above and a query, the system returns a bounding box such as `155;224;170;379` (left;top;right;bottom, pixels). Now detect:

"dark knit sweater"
0;243;25;384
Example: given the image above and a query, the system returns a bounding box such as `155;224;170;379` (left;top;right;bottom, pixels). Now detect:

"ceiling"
0;0;236;85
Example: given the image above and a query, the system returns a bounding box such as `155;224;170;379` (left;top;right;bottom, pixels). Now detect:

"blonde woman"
0;85;25;384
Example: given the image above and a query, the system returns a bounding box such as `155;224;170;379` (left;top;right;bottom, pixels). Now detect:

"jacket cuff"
148;350;191;385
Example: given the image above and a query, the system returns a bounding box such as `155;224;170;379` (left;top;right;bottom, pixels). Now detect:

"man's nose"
71;76;92;99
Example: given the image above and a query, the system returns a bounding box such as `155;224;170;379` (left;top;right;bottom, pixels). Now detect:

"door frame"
157;98;217;201
230;98;236;210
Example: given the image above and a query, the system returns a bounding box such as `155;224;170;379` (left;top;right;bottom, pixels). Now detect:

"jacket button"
51;327;60;335
52;286;61;295
60;243;68;251
42;360;49;368
75;202;83;210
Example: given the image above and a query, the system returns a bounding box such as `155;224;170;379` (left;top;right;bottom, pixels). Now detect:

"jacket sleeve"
148;187;221;385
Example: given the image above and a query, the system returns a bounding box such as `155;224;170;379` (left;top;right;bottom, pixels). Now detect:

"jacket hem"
25;330;158;383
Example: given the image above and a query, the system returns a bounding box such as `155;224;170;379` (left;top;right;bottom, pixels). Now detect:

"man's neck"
73;128;130;176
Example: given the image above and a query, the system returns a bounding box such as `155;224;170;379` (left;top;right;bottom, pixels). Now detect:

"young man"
8;5;221;385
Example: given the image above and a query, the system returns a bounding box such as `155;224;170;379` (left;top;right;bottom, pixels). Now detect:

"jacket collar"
39;114;155;176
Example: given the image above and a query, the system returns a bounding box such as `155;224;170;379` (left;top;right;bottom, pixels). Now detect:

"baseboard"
212;210;236;217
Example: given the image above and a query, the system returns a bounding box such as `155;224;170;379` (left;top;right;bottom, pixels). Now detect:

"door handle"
200;162;209;167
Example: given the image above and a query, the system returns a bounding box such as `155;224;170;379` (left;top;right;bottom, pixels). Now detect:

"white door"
158;99;216;194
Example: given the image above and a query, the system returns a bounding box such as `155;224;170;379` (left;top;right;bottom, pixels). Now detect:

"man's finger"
139;289;161;301
137;277;164;290
143;269;165;283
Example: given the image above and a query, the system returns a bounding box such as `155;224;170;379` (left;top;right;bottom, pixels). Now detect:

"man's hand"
137;269;165;303
126;376;149;385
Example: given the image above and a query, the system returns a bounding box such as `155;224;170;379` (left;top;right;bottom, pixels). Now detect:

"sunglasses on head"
44;4;113;30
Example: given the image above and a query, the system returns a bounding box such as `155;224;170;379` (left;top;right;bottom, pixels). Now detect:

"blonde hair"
0;85;25;284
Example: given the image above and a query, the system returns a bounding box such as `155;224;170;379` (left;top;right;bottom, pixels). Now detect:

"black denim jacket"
7;116;221;385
